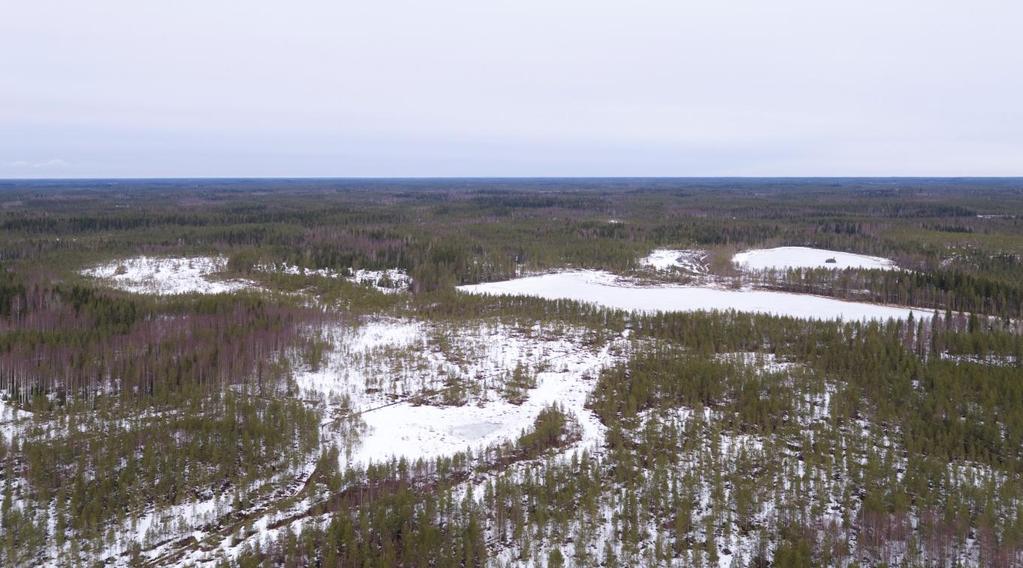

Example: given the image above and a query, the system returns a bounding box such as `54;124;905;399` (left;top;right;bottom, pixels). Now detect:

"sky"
1;0;1021;178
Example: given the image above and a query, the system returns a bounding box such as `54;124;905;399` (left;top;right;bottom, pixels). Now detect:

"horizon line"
2;175;1023;182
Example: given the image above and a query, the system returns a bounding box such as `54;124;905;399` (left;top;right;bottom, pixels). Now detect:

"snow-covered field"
733;246;897;271
81;256;255;295
640;248;708;273
458;270;919;321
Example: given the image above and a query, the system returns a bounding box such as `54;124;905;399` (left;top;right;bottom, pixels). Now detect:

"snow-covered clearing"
81;256;255;295
640;248;708;273
353;338;616;465
293;318;626;466
458;270;920;321
292;318;429;407
733;246;897;271
82;256;412;297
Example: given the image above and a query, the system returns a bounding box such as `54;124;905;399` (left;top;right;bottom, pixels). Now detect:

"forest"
1;177;1022;566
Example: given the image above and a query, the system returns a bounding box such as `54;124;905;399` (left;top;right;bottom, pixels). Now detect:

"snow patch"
640;249;708;273
716;351;798;374
261;263;410;293
0;395;32;444
349;268;410;293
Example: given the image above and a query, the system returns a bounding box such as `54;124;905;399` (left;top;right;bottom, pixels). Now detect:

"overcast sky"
2;0;1021;178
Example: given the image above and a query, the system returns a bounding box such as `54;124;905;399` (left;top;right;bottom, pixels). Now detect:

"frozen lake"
733;246;897;271
458;270;918;321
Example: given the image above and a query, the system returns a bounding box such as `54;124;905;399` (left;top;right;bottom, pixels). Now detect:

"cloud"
2;158;70;169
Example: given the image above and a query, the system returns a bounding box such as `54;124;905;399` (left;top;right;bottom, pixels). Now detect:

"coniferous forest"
2;178;1023;566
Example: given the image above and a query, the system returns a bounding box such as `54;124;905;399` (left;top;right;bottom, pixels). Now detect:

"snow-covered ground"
353;338;616;465
716;351;798;374
268;263;411;293
640;249;708;273
0;395;32;444
458;270;919;321
940;352;1018;366
140;318;628;566
292;318;625;466
81;256;255;295
349;268;410;293
732;246;897;271
291;318;429;406
83;256;412;296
